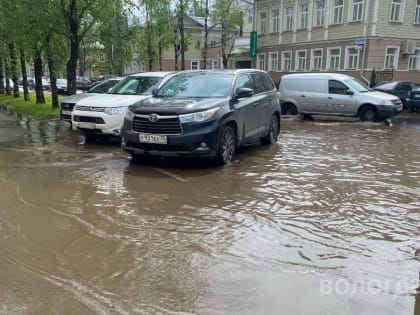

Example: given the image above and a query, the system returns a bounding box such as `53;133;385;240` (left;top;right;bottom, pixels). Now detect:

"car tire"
216;125;236;165
261;114;280;145
282;103;298;115
359;105;378;122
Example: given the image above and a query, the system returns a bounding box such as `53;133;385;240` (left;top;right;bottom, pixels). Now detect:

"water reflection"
0;109;419;314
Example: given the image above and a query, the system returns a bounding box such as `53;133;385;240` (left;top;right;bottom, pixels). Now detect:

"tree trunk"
19;48;30;101
9;43;19;98
66;37;79;95
4;59;11;96
179;0;185;70
146;10;153;71
48;58;59;109
203;0;209;69
0;58;4;94
34;51;45;104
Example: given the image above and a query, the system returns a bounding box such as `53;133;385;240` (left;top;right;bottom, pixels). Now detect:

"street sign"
354;38;365;45
250;31;257;58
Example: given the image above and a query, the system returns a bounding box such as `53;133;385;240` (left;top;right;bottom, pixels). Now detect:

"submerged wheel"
359;105;378;122
261;114;280;145
282;103;298;115
216;125;236;165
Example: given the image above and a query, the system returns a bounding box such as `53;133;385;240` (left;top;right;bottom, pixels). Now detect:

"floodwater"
0;108;419;315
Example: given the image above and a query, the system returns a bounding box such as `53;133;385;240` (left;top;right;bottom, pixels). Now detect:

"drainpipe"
361;0;370;85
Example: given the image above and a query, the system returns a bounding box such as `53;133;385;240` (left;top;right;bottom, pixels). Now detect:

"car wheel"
282;103;298;115
359;105;378;122
261;114;279;145
216;125;236;165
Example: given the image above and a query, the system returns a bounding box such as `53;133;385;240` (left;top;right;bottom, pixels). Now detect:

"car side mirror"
152;88;159;97
346;90;354;95
236;87;254;99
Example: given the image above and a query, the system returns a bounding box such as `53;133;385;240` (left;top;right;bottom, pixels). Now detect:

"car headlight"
381;99;394;106
179;107;220;123
105;107;126;115
124;108;135;121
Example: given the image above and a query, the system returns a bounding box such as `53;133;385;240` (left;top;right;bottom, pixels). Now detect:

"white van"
279;73;403;121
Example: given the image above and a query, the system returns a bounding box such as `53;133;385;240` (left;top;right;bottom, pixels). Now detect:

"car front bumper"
72;111;124;136
376;104;403;120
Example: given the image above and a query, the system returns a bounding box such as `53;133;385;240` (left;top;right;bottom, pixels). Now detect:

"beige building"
254;0;420;85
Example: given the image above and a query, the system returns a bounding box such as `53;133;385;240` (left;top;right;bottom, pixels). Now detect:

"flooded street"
0;108;419;315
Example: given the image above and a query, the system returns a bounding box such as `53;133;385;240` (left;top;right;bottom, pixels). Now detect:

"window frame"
285;6;294;31
408;54;418;70
295;50;307;71
345;46;359;70
257;53;266;71
332;0;344;24
327;47;341;70
272;9;279;33
415;0;420;24
315;0;325;27
350;0;364;22
268;52;279;72
191;60;200;70
281;51;292;72
311;48;323;71
300;3;309;29
390;0;403;22
384;46;400;70
260;11;267;34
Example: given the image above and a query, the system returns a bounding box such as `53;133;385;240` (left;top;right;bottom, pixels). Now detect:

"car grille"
73;116;105;124
75;106;106;112
128;142;188;152
61;102;75;110
132;114;182;134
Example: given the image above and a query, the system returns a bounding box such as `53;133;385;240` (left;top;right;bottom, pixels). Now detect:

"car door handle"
300;95;306;98
328;97;333;99
267;97;273;101
253;102;260;107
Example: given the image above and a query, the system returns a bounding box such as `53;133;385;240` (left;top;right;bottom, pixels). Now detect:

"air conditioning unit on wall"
401;40;417;54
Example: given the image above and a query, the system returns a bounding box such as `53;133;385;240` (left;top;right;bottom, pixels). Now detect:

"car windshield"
157;73;233;98
89;79;119;94
110;76;161;95
344;78;370;93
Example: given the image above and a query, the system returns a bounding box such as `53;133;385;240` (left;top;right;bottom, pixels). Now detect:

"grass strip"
0;93;61;119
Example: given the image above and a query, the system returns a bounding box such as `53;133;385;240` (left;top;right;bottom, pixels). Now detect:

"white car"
60;77;124;123
71;72;172;137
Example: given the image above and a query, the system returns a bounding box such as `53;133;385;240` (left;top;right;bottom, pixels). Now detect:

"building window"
248;8;253;24
333;0;344;24
311;49;323;70
351;0;364;22
272;9;279;32
269;52;278;71
390;0;402;22
282;51;292;71
416;0;420;24
384;46;399;69
345;47;359;69
260;12;267;34
315;0;325;26
300;4;309;29
327;48;341;70
408;55;418;70
191;60;200;70
257;53;266;70
285;7;294;31
295;50;307;71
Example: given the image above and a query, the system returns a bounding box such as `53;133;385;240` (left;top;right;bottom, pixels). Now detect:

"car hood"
363;90;399;100
76;94;152;108
61;93;95;104
130;97;227;115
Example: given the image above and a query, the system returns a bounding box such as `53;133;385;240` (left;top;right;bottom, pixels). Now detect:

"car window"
234;74;253;91
397;83;411;91
111;77;161;95
89;80;116;93
250;73;267;93
157;73;233;98
328;80;348;95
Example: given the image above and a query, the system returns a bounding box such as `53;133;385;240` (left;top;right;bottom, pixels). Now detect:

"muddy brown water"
0;108;419;315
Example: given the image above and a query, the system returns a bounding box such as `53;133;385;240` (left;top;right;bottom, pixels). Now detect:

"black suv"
121;70;281;165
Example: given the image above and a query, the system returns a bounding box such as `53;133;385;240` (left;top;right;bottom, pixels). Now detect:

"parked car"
56;78;68;95
76;77;92;91
279;73;403;121
120;69;281;165
406;87;420;112
373;81;417;108
60;77;124;123
71;72;172;137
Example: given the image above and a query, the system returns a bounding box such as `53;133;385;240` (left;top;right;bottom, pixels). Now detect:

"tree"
211;0;242;68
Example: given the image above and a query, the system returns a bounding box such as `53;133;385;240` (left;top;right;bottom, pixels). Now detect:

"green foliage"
0;93;60;119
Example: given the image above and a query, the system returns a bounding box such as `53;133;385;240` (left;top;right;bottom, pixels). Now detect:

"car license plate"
78;122;96;129
139;133;167;144
62;110;72;115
